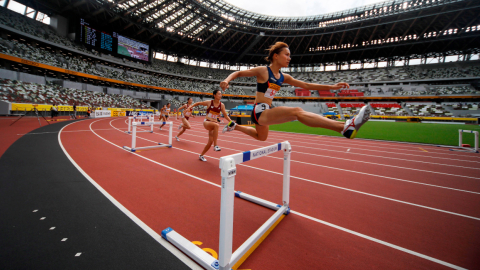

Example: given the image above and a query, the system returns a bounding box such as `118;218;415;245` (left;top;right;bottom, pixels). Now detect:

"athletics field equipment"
123;121;173;152
125;115;155;134
162;141;292;270
450;129;479;153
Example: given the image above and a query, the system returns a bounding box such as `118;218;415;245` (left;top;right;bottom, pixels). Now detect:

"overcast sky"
224;0;387;17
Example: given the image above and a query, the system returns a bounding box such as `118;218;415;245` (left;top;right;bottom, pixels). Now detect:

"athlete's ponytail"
265;42;289;63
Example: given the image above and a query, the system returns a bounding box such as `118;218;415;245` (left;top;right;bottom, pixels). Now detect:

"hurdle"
123;121;173;152
449;129;479;153
162;141;292;270
125;115;155;134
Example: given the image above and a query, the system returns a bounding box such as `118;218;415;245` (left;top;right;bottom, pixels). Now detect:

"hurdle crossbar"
123;121;173;152
449;129;479;153
125;116;155;134
162;141;292;270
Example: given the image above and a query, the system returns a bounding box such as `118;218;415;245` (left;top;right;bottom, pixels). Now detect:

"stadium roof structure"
20;0;480;66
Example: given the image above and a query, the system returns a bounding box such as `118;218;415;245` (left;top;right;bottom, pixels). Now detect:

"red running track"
59;117;480;270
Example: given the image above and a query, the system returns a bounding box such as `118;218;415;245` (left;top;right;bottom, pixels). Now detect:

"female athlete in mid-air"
159;103;171;130
188;90;232;162
221;42;370;140
175;98;194;141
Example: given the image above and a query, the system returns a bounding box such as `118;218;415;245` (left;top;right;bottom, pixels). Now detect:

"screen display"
78;19;149;62
117;35;149;62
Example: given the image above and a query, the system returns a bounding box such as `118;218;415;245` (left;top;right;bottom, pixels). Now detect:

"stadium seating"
405;103;450;117
370;103;407;116
0;6;479;101
339;102;365;115
0;79;151;109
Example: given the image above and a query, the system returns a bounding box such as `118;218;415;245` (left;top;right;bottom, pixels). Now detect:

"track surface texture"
2;116;479;269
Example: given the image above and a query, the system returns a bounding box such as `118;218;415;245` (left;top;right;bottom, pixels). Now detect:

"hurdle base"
161;228;220;270
235;191;290;214
123;144;172;152
449;147;479;153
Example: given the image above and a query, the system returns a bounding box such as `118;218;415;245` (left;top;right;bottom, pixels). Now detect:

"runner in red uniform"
188;90;233;162
175;98;194;141
159;103;171;130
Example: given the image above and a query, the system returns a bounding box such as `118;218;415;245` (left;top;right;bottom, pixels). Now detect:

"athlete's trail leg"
200;131;214;156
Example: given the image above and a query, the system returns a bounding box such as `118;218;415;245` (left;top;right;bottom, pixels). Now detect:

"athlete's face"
275;48;291;67
214;91;222;100
167;104;171;108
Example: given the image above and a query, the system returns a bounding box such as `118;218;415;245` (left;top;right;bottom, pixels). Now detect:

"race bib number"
254;103;270;113
264;82;281;99
207;112;219;119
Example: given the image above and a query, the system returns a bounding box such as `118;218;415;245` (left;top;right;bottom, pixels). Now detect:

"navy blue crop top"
257;67;284;99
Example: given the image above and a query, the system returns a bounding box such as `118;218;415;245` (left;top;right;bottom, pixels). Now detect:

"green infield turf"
269;120;480;146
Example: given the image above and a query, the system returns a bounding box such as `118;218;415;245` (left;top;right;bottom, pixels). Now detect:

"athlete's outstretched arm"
220;66;265;91
188;100;210;110
220;103;232;123
283;74;350;91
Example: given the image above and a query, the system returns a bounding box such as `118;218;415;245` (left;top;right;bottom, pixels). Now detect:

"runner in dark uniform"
221;42;370;141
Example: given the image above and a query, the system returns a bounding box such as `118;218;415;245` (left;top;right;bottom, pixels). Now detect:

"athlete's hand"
331;82;350;90
220;81;229;92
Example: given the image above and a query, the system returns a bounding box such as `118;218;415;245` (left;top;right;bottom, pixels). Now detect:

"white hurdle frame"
449;129;479;153
125;115;155;134
162;141;292;270
123;121;173;152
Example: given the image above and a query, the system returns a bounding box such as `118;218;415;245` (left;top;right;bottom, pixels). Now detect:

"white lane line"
50;227;55;230
292;211;467;270
187;119;480;160
102;118;468;270
32;209;38;212
187;121;480;163
75;253;82;257
168;127;480;180
110;119;480;216
61;238;68;241
40;217;46;220
177;127;480;170
265;128;480;159
58;120;204;270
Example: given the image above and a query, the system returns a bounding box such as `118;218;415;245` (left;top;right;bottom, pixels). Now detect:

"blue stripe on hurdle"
243;151;251;162
278;143;281;151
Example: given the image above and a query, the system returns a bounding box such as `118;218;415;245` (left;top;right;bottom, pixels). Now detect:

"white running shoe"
159;127;162;130
341;105;370;139
175;136;180;141
178;124;182;130
222;121;236;133
199;155;207;162
214;145;221;151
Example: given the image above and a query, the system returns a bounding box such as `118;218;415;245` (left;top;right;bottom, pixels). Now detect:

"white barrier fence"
162;141;292;270
123;121;173;152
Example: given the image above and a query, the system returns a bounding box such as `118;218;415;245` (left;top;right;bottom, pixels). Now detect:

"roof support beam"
235;34;263;62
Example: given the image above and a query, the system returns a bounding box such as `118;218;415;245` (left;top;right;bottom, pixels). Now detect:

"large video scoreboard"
78;18;150;62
